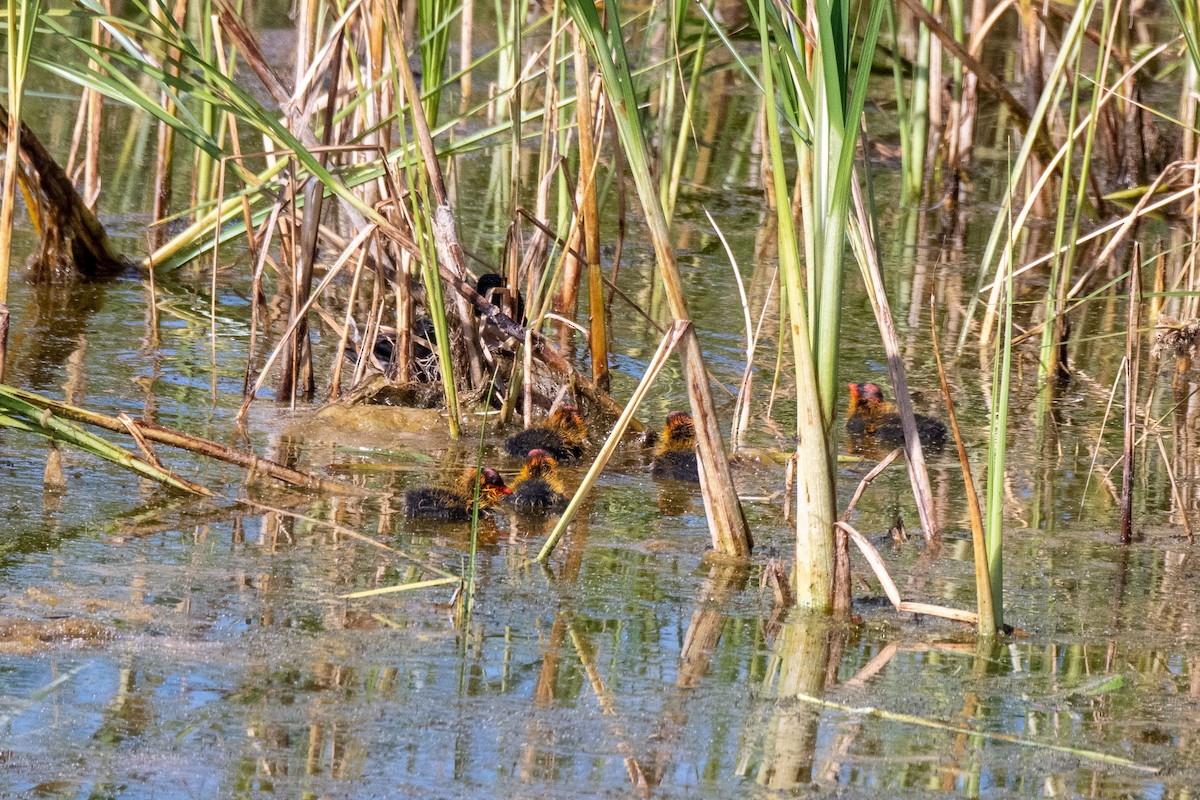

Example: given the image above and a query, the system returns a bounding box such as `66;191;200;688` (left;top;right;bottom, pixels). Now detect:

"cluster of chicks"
403;405;699;522
403;382;947;523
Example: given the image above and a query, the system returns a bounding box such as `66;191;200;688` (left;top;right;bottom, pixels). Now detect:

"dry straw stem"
573;33;609;392
931;297;996;636
2;385;365;496
782;689;1158;774
849;177;938;541
836;521;979;628
1120;250;1140;543
536;320;691;564
839;447;903;522
340;577;460;599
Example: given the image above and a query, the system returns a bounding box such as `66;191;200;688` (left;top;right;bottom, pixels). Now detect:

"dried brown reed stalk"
4;385;363;496
836;521;981;627
573;38;609;393
931;297;996;635
1121;247;1140;543
849;177;939;541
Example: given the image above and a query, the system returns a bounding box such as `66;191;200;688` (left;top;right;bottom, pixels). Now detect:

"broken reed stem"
536;320;690;563
839;448;903;522
783;688;1158;773
1120;247;1139;543
1153;433;1193;540
4;385;366;496
837;521;979;627
849;176;939;541
931;296;997;636
340;577;460;599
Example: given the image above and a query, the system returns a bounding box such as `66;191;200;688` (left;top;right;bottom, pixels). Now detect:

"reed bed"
2;0;1200;632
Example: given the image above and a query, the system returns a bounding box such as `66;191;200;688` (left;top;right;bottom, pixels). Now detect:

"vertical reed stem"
1120;249;1140;543
573;33;609;392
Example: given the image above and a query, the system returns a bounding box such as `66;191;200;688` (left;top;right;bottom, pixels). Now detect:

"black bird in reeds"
509;449;568;511
846;382;946;449
504;404;588;462
475;272;526;323
404;466;512;521
651;411;700;482
345;273;525;381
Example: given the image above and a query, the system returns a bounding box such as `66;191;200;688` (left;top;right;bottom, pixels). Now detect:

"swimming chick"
504;404;587;462
651;411;700;482
846;382;946;448
404;466;512;521
509;449;569;510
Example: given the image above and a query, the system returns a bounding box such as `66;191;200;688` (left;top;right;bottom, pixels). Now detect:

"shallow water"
3;18;1200;800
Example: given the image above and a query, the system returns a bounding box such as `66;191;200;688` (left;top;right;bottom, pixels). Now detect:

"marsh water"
3;19;1200;800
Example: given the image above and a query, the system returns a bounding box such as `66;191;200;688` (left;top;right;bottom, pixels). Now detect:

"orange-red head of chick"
846;382;946;448
652;411;699;482
658;410;696;453
456;467;514;505
404;466;512;521
505;404;587;461
511;449;568;510
847;382;890;418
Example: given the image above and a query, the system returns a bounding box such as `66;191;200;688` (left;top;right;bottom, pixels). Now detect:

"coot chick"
846;382;946;448
651;411;699;482
404;466;512;521
504;404;587;462
510;449;568;510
